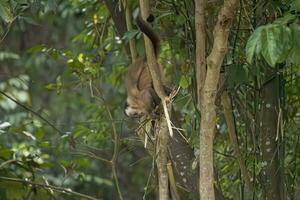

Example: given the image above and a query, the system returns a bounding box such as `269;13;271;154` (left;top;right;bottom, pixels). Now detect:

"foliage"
0;0;299;199
246;3;300;66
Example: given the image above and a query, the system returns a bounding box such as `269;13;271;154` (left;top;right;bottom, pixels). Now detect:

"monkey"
124;14;162;118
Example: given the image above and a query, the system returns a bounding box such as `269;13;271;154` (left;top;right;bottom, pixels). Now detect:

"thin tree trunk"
221;92;253;193
155;116;171;200
103;0;130;54
260;70;282;200
122;0;137;62
139;1;170;199
195;0;206;97
196;0;240;199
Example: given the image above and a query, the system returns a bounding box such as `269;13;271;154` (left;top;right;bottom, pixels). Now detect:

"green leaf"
245;26;264;64
247;24;293;67
40;141;50;148
0;122;11;129
45;0;57;12
122;30;139;41
0;52;20;60
273;13;296;25
0;148;13;159
27;44;47;53
45;83;58;90
20;16;38;25
35;128;45;140
0;3;13;23
287;24;300;64
179;76;191;89
261;25;292;67
291;0;300;12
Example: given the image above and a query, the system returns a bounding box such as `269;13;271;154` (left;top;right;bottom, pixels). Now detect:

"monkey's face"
124;99;148;118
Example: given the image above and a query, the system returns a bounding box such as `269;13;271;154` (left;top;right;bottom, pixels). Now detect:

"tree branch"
122;0;137;62
0;91;63;134
0;176;101;200
195;0;207;103
197;0;240;199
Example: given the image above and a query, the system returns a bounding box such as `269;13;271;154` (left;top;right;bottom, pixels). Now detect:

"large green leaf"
246;24;293;67
273;13;296;25
245;26;264;64
262;25;292;66
287;24;300;64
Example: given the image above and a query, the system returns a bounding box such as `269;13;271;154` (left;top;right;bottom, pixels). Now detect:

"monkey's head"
124;90;156;118
124;98;148;118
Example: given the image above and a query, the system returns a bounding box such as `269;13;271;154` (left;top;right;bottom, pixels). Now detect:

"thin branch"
0;176;101;200
0;160;18;169
122;0;137;62
0;17;17;45
143;158;155;200
92;86;124;200
71;151;111;164
0;91;63;134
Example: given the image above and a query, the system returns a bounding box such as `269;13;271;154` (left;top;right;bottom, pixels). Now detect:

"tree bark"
221;92;253;193
196;0;240;199
155;115;171;200
195;0;206;99
259;70;282;200
122;0;137;62
139;1;170;199
103;0;130;55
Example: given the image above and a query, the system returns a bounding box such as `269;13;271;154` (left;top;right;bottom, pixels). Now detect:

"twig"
71;151;111;164
0;176;101;200
0;160;18;169
0;91;63;134
143;158;155;200
0;17;17;45
92;86;124;200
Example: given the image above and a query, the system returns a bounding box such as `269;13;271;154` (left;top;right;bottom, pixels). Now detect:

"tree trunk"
221;92;253;193
196;0;240;199
139;0;170;199
259;70;282;200
103;0;130;55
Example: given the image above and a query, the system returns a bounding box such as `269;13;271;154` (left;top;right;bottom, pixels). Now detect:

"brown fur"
124;14;161;118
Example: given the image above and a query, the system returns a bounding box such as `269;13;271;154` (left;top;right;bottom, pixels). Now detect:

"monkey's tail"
136;13;160;57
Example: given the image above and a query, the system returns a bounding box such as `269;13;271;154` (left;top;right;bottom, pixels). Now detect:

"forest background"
0;0;300;199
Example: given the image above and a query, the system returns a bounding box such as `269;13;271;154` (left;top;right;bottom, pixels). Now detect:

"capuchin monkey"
124;14;162;118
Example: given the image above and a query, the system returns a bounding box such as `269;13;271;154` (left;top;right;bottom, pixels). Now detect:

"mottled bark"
221;92;253;192
260;71;282;200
